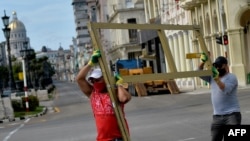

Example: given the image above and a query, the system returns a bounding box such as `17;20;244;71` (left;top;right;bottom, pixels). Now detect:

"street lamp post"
1;10;16;91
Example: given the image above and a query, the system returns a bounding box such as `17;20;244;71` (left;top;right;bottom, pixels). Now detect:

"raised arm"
115;73;131;103
117;86;131;104
199;53;225;90
76;64;92;97
76;50;101;97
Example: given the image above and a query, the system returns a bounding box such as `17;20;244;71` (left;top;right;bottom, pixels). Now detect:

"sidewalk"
0;88;57;124
0;100;53;124
180;87;210;95
0;107;47;124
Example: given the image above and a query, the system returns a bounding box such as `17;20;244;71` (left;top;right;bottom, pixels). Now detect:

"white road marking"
178;138;196;141
3;118;30;141
24;118;30;123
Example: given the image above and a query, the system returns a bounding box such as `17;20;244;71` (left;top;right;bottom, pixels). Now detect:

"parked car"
1;90;11;98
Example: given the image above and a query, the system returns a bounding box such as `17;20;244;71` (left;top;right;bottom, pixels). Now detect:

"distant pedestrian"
198;53;241;141
76;50;131;141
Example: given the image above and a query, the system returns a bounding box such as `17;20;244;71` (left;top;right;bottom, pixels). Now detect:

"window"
128;52;135;59
126;0;133;8
127;18;137;43
91;6;97;22
106;15;109;21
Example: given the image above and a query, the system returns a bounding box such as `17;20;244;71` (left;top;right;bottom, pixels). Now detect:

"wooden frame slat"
87;22;212;141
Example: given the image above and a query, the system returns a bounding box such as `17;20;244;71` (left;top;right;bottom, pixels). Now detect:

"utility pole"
21;57;29;112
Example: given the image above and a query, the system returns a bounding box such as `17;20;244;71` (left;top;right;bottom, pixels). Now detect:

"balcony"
180;0;207;10
132;0;143;4
137;17;161;44
129;29;138;43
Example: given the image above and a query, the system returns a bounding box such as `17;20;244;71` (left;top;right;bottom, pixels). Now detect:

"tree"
12;62;22;81
29;56;55;89
0;66;9;89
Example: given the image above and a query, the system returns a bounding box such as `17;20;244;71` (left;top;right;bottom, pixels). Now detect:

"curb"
0;107;48;124
180;85;250;95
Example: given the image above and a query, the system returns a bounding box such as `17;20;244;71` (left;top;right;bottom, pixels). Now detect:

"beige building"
179;0;250;86
81;0;250;87
140;0;190;88
138;0;250;87
56;46;71;81
104;0;145;62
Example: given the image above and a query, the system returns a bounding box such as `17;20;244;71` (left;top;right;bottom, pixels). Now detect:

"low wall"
34;90;49;101
0;97;14;120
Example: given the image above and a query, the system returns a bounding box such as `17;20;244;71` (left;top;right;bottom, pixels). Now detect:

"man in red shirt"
76;50;131;141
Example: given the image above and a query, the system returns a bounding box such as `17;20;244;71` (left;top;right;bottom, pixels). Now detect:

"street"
0;80;250;141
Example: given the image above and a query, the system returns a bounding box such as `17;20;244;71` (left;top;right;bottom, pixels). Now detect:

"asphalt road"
0;80;250;141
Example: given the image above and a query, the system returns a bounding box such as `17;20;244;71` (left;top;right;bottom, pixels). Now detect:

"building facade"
71;0;250;87
72;0;92;65
8;11;32;58
105;0;145;64
179;0;250;86
138;0;250;87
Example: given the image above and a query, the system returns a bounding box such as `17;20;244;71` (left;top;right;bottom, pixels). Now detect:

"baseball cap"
213;56;228;68
87;68;102;81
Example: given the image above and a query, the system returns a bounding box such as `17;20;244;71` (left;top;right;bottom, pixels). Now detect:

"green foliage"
12;100;23;112
0;66;9;88
27;49;36;60
30;56;55;79
14;106;44;118
12;62;22;80
0;66;8;78
47;84;55;94
21;95;39;111
11;55;17;62
12;95;40;112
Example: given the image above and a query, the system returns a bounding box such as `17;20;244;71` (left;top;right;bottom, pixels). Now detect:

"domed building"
8;11;32;58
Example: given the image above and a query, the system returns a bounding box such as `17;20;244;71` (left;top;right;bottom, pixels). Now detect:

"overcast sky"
0;0;75;51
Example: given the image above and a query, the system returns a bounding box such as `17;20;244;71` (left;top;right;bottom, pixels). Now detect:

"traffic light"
216;36;223;45
223;35;228;45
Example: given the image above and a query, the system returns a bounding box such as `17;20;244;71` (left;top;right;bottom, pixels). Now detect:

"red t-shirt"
90;91;129;141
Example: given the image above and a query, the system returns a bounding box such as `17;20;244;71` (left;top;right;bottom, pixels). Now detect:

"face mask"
218;68;227;77
93;82;106;93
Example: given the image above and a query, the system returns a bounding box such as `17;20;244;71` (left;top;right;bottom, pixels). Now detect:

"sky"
0;0;75;51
